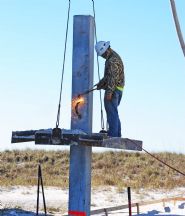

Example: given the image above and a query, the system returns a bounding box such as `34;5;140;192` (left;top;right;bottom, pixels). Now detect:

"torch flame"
72;95;86;119
72;96;85;107
77;96;85;104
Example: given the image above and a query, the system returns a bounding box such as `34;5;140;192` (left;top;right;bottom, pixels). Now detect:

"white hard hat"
95;41;110;56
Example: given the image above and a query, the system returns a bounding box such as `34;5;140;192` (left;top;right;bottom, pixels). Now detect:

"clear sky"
0;0;185;153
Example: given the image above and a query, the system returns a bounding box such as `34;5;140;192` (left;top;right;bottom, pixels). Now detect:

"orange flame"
72;96;85;107
72;96;86;118
76;96;85;105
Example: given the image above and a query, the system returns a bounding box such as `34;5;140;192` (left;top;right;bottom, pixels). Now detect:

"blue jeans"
104;90;122;137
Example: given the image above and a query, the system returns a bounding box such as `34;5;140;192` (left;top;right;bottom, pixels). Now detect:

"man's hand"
96;82;102;90
105;92;112;100
97;79;106;90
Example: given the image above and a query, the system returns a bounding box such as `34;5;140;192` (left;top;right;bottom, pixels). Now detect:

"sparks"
72;96;85;119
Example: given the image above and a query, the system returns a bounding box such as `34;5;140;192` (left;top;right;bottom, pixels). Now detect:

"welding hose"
78;84;98;97
83;87;97;95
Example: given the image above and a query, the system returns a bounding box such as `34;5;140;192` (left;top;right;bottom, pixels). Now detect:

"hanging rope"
127;138;185;177
92;0;105;130
56;0;71;128
170;0;185;57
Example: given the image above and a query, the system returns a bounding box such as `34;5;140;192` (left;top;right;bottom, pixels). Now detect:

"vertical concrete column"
69;15;94;216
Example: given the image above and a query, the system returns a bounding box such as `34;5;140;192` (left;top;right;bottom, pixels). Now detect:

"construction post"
128;187;132;216
68;15;94;216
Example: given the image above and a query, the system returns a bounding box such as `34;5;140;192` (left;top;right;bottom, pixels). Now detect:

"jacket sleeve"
97;77;106;90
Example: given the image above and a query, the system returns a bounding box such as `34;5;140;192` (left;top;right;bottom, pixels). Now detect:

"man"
95;41;125;137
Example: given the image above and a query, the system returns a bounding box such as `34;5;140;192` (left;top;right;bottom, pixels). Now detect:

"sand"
0;186;185;215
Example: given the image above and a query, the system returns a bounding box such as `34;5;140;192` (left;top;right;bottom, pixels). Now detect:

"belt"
116;86;124;91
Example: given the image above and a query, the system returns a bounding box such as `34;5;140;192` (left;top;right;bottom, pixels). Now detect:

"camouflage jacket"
99;50;125;95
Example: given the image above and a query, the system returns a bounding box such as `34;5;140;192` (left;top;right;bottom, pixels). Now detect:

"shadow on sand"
178;202;185;209
0;208;52;216
134;209;184;216
105;209;185;216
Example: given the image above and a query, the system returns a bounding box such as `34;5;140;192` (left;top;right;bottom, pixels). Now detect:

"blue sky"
0;0;184;153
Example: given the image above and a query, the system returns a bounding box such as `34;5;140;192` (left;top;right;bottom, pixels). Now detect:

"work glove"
97;79;106;90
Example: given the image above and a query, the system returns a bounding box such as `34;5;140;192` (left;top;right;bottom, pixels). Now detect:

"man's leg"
118;118;121;137
104;91;120;137
117;90;122;137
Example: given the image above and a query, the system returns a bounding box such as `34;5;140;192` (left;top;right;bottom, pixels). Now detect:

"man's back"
104;49;125;93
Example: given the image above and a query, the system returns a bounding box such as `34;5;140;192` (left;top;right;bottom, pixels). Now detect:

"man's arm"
97;78;106;90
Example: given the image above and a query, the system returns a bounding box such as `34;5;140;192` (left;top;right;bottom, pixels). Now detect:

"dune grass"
0;149;185;190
